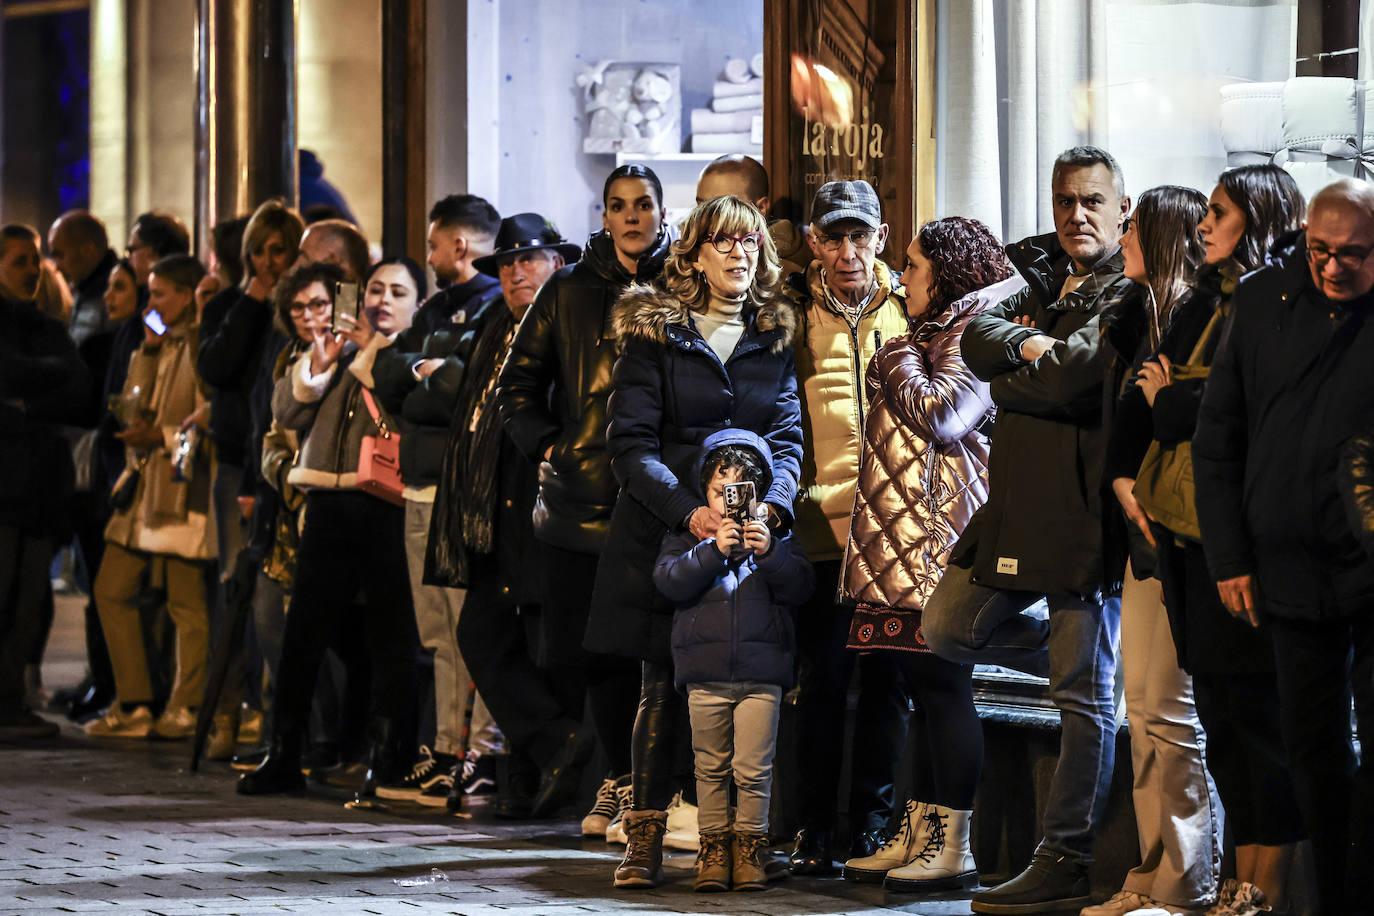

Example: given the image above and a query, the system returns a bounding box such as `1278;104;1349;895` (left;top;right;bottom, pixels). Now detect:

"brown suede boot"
732;832;769;891
612;809;667;888
694;831;732;892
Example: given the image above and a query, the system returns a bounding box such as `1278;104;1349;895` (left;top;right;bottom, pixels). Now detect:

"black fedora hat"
473;212;582;277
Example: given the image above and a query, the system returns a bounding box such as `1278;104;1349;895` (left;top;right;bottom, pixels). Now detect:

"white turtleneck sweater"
693;296;746;365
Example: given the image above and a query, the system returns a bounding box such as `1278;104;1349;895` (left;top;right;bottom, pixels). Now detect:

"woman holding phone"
587;194;803;889
238;258;424;800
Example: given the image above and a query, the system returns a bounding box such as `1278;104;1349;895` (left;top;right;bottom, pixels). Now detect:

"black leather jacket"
495;228;671;553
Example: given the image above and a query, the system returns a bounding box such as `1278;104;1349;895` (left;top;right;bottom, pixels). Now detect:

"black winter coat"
585;284;803;664
0;294;88;537
372;280;503;488
1195;233;1374;621
495;228;672;554
199;288;275;468
955;233;1130;600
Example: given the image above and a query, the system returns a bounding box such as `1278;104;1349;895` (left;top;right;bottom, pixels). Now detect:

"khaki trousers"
94;541;210;711
1119;561;1222;908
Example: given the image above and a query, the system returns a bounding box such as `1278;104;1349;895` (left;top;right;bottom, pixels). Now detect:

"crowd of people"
1;146;1371;916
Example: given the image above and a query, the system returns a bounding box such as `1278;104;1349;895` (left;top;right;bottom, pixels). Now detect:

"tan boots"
693;830;771;892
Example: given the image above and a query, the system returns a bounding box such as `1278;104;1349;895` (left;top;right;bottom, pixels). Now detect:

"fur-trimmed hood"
612;283;799;355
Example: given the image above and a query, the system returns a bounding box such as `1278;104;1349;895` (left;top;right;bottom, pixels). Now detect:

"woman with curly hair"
838;217;1022;893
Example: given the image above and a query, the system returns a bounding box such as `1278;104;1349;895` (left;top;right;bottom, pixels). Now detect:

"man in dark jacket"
0;225;89;740
427;213;591;816
49;210;119;349
369;195;503;804
921;146;1132;915
1194;179;1374;915
496;166;672;822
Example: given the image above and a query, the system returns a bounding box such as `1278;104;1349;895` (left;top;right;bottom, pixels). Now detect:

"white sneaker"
604;780;634;845
1081;891;1164;916
84;705;153;738
150;705;196;740
662;791;699;851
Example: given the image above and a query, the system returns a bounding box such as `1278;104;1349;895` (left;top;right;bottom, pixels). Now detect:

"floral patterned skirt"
846;602;931;653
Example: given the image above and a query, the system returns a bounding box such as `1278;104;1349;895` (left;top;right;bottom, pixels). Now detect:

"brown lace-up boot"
695;831;732;892
733;832;770;891
612;809;667;888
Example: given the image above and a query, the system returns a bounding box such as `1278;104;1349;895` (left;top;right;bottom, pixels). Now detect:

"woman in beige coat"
839;217;1023;893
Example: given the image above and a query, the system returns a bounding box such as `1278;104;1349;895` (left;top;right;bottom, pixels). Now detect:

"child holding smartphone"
652;429;814;892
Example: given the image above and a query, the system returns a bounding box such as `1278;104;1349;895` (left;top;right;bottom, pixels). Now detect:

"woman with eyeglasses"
1106;167;1307;916
587;195;804;890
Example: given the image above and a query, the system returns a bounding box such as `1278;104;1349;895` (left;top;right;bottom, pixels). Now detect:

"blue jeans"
922;561;1121;863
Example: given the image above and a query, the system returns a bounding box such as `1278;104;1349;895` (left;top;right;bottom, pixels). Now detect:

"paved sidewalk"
2;595;987;915
0;730;984;915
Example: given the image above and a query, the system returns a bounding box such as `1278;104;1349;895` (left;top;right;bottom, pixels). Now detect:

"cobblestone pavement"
0;732;984;915
1;596;985;915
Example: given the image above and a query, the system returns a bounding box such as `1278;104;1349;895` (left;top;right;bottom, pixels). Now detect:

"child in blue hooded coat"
653;428;814;892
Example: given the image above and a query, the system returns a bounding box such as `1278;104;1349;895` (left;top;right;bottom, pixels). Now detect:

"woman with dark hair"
1092;185;1227;916
587;194;803;889
1104;169;1306;916
836;217;1021;892
496;163;672;830
237;260;421;798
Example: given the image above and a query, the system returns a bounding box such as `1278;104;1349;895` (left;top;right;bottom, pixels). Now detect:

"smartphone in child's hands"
722;481;757;525
332;281;359;334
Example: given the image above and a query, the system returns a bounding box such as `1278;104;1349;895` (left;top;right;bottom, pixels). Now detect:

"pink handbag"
357;387;404;506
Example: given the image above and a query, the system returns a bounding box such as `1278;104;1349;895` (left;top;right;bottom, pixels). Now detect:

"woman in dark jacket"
590;194;803;888
838;218;1019;893
495;165;672;823
1115;166;1307;915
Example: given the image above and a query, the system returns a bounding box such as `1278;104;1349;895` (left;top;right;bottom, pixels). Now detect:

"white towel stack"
689;54;764;155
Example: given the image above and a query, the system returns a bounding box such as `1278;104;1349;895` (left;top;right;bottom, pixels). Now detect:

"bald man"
49;210;118;347
694;154;809;279
1194;178;1374;914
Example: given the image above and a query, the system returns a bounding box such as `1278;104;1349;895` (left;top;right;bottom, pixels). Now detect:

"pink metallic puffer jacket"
841;276;1022;610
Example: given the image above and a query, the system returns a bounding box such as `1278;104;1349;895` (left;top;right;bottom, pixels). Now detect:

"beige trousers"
1119;561;1223;907
403;498;501;757
94;541;210;711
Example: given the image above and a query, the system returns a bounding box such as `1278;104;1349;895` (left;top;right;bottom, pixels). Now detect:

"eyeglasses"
289;297;331;314
815;228;877;251
705;232;761;255
1307;242;1374;271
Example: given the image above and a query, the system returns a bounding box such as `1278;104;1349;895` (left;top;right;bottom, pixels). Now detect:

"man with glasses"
920;146;1131;914
1194;178;1374;914
785;179;913;875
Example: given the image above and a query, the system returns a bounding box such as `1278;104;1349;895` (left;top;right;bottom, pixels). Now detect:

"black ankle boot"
354;718;398;802
236;734;304;795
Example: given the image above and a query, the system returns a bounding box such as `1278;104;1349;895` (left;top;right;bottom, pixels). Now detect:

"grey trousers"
687;681;782;835
1119;562;1222;908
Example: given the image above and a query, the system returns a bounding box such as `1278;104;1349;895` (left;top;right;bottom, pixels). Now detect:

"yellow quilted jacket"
790;259;909;560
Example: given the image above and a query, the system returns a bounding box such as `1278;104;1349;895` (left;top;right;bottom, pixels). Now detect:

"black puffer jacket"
1195;232;1374;620
495;228;672;553
955;232;1130;600
585;283;803;664
372;281;504;488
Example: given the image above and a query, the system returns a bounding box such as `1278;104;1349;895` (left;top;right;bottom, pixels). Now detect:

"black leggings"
897;651;983;810
630;659;690;811
1192;671;1305;847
